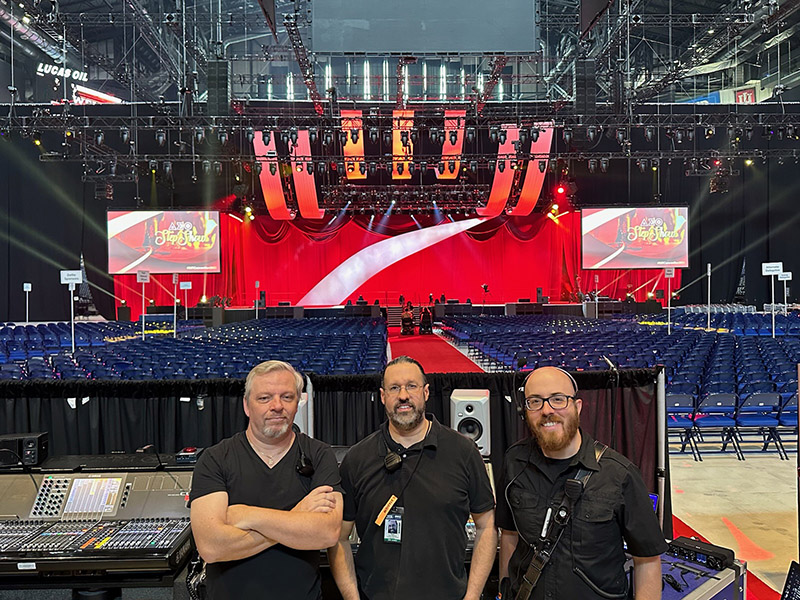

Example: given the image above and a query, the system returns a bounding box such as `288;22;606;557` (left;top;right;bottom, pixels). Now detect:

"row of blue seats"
668;391;797;460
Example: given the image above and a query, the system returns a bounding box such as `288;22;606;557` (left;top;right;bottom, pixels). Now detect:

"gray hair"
244;360;304;401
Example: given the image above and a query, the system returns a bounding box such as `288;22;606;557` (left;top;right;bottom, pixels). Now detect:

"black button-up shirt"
496;431;667;600
340;415;495;600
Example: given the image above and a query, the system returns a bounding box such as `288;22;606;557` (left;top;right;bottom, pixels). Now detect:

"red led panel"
392;110;414;180
509;123;555;216
341;110;366;180
436;109;466;180
477;125;519;217
253;130;292;220
290;129;324;220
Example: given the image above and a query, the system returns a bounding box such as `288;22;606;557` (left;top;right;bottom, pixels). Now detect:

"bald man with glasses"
497;366;666;600
328;355;497;600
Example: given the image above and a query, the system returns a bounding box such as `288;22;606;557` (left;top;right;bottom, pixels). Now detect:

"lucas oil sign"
37;62;89;82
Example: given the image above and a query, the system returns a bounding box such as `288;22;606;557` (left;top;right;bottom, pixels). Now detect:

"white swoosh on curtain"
298;218;486;306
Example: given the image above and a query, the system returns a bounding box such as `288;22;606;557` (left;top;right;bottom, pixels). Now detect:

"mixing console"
0;464;194;583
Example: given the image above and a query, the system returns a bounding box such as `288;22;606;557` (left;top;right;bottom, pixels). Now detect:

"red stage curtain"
114;212;683;320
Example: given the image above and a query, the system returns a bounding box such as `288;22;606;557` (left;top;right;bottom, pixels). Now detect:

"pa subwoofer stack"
0;432;48;466
450;390;491;456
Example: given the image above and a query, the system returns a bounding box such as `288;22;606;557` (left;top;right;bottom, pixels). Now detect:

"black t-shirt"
340;415;495;600
189;431;343;600
496;432;668;600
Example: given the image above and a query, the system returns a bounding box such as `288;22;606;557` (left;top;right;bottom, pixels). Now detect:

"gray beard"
260;420;291;440
388;406;425;432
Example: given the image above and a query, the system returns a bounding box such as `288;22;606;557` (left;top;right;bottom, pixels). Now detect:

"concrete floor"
669;451;799;592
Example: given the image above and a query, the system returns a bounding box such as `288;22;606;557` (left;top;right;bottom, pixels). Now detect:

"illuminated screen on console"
107;211;221;274
63;478;122;515
581;207;689;270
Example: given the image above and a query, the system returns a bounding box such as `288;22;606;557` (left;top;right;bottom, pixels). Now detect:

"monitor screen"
107;210;221;274
63;477;122;516
581;207;689;270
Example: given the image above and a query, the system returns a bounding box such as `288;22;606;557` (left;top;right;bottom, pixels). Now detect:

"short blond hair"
244;360;304;401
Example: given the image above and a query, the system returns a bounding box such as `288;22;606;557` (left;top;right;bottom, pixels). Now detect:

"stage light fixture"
400;130;409;146
644;126;655;142
448;161;456;174
369;162;377;176
489;126;499;143
408;162;416;175
778;127;785;140
675;129;684;143
254;161;262;174
346;162;355;173
155;129;166;146
745;126;753;140
397;163;404;175
449;130;458;146
296;163;304;173
429;127;439;142
438;162;445;174
705;126;715;139
317;161;326;174
359;163;366;175
466;127;476;143
555;184;566;197
163;161;172;176
538;160;547;173
32;130;41;146
488;159;496;172
651;159;659;170
94;130;104;145
637;159;646;173
470;161;478;173
518;128;528;144
727;125;736;139
588;159;597;173
498;160;506;173
323;131;333;146
615;128;625;144
383;131;392;146
202;160;211;174
531;127;539;142
587;126;598;142
214;161;222;175
307;127;317;144
149;160;157;173
218;130;228;145
498;129;507;144
788;125;795;139
600;158;609;173
687;128;694;141
562;127;572;144
410;130;419;144
351;128;359;144
306;162;313;174
290;128;299;145
120;126;130;143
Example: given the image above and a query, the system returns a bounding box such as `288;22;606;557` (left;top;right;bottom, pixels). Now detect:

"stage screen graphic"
107;211;221;274
581;207;689;269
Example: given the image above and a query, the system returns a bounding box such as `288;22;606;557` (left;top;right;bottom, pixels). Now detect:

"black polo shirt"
496;431;667;600
340;415;495;600
189;431;343;600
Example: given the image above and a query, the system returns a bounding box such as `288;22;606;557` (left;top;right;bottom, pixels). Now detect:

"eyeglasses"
385;382;423;397
523;394;575;412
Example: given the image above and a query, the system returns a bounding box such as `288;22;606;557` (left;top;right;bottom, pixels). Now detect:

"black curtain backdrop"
0;368;670;536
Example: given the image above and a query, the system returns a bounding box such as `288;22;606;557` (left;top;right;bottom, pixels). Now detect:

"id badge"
383;506;403;544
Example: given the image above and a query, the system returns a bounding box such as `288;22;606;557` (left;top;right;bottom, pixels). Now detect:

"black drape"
0;369;670;536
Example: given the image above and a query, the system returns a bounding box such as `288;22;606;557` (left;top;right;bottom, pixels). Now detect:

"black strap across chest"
514;440;608;600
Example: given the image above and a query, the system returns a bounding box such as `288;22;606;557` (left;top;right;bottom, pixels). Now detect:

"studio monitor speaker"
0;432;48;466
450;390;491;457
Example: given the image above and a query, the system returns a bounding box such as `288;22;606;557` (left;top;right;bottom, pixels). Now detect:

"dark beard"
531;411;580;453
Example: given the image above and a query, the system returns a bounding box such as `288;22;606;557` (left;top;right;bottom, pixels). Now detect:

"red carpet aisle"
672;516;780;600
387;328;483;372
